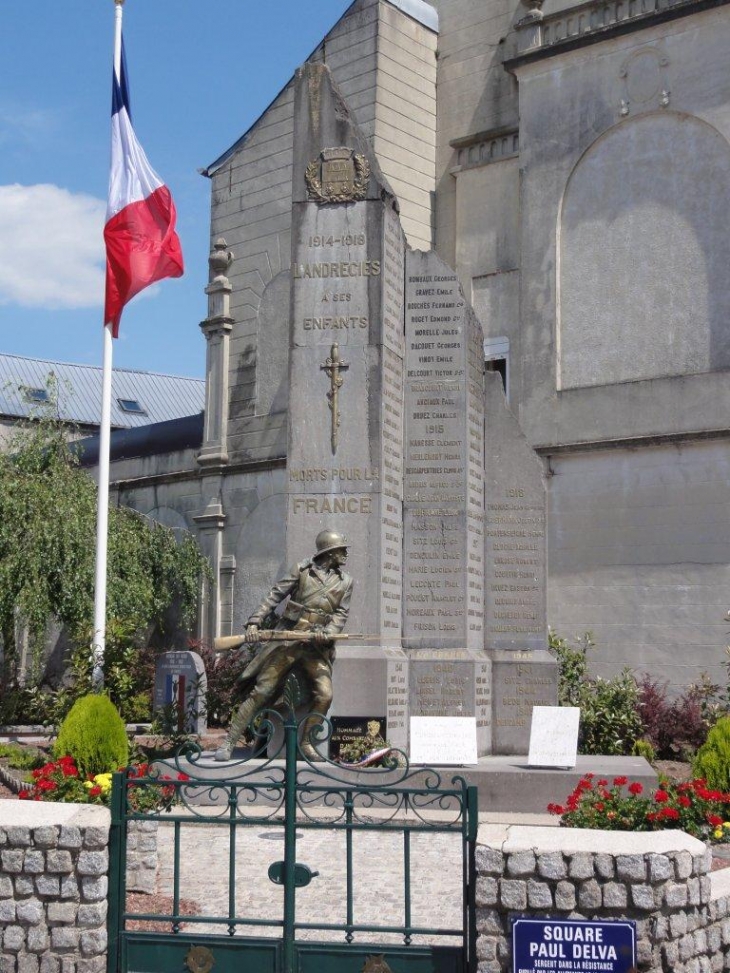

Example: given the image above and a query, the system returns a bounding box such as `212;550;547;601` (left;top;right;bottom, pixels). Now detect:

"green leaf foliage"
693;715;730;791
0;396;210;698
53;694;129;777
550;630;644;756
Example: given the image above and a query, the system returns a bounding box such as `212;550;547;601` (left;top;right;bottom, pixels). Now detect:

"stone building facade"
95;0;730;690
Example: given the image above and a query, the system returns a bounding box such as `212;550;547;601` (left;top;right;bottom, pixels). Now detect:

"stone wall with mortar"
476;825;730;973
0;803;110;973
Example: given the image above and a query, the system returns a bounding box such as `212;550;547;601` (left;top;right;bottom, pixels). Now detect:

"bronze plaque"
305;147;370;204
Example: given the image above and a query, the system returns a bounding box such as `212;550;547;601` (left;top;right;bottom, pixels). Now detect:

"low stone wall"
125;819;157;894
476;824;730;973
0;803;110;973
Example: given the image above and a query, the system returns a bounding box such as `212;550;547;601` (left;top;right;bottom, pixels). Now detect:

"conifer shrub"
693;716;730;791
53;693;129;777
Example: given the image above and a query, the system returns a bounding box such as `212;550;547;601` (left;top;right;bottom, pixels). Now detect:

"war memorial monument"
211;61;557;760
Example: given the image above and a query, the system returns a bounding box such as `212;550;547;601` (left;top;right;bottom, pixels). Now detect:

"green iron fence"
107;686;478;973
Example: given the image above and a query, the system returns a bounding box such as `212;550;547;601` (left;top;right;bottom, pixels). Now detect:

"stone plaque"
409;716;478;765
403;249;485;652
491;650;558;755
484;371;547;653
528;706;580;768
153;650;207;735
483;370;557;753
329;715;387;760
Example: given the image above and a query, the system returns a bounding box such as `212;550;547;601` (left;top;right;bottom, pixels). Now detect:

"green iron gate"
107;691;478;973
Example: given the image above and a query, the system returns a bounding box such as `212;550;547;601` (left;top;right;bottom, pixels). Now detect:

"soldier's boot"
299;716;325;763
214;695;261;762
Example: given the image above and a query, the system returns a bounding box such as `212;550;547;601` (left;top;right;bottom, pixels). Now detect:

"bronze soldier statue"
215;529;353;762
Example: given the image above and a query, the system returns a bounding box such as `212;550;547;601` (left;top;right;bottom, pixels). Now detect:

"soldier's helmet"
314;529;348;558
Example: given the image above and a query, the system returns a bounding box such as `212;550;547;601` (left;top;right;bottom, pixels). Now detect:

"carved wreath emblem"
305;147;370;204
185;945;215;973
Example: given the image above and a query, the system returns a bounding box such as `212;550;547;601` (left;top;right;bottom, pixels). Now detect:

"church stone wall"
547;440;730;689
432;0;521;270
513;7;730;447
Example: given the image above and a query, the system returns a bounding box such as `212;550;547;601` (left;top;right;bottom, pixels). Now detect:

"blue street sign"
513;918;636;973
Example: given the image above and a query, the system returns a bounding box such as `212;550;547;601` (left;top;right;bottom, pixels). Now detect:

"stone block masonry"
475;825;730;973
0;803;110;973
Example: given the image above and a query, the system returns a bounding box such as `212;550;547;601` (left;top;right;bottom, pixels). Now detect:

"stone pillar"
198;238;234;468
192;498;226;645
285;63;408;748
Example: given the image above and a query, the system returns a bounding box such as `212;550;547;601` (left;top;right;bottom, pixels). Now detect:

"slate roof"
0;353;205;430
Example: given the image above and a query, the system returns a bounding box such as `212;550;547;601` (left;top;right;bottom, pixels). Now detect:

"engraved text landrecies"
305;147;371;205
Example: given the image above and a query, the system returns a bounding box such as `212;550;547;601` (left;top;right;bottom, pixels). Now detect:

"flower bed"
548;773;730;842
17;755;189;813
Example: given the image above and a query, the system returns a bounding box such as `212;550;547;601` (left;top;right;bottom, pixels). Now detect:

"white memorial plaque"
528;706;580;768
409;717;478;765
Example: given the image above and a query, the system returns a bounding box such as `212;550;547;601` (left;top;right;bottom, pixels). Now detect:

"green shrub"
632;738;656;764
550;630;643;756
693;716;730;790
53;694;129;777
0;743;45;771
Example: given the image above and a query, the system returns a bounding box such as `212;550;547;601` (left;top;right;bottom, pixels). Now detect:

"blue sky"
0;0;350;379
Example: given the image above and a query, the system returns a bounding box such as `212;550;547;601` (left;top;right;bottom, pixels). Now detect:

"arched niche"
558;112;730;389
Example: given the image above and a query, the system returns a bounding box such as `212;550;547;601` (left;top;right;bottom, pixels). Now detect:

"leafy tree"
0;400;209;705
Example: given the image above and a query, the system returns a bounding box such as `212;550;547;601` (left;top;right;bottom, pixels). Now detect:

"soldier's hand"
244;624;260;644
310;630;330;647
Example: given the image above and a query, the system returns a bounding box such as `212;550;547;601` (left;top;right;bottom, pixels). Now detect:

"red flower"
659;807;680;821
88;786;102;798
613;776;628;786
707;814;723;828
37;780;56;792
628;782;643;796
597;779;608;787
646;812;657;822
547;803;565;815
654;790;669;803
678;796;691;808
595;802;605;812
18;789;30;800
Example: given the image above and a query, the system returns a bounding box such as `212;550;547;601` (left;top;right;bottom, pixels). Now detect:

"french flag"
104;39;183;337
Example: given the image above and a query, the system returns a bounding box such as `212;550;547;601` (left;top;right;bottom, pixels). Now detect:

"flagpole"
91;0;125;691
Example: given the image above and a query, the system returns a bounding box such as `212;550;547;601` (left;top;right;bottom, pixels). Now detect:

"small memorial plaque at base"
329;716;387;761
528;706;580;768
409;717;478;766
513;918;636;973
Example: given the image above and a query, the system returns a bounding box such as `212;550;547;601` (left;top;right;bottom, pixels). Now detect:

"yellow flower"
724;822;730;829
714;829;724;840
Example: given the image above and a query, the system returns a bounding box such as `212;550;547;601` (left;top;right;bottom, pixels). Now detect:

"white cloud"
0;183;106;310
